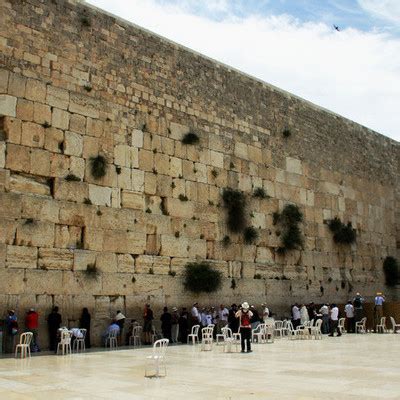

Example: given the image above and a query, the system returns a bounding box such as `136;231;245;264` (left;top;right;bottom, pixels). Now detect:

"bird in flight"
333;25;340;31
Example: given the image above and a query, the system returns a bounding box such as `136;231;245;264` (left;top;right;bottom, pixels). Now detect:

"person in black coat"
178;308;189;343
79;307;91;348
47;306;62;351
160;306;172;341
228;304;239;333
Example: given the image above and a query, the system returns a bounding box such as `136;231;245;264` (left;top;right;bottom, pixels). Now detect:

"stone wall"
0;0;398;347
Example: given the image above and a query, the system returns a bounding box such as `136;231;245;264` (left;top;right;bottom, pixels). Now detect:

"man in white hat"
235;302;253;353
115;310;126;345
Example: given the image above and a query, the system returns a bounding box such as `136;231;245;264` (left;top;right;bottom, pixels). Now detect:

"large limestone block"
3;117;22;144
286;157;303;175
0;192;21;219
21;121;45;148
54;225;82;248
169;122;189;140
234;142;248;160
6;144;31;173
73;249;97;271
84;227;104;251
187;239;207;258
131;129;144;148
69;93;99;118
33;103;51;125
114;144;138;167
62;271;102;296
38;248;73;270
6;245;38;269
47;86;69;110
165;197;193;218
25;269;64;294
10;174;51;196
54;179;88;203
255;247;275;265
70;156;85;179
88;184;111;206
96;252;117;273
117;167;132;189
101;273;135;296
21;196;59;223
102;230;146;254
210;150;224;169
138;149;153;171
0;268;25;294
0;95;17;117
169;157;182;177
0;218;18;244
160;235;188;258
0;69;9;93
117;254;135;273
134;254;153;274
30;149;51;176
69;113;86;134
0;168;10;192
154;153;169;175
16;221;55;248
131;169;145;192
25;79;46;103
64;131;83;156
0;243;5;268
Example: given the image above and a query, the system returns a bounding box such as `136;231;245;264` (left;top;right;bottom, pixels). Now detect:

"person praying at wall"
47;306;62;352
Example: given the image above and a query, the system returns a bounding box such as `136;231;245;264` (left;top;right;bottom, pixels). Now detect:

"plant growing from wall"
274;204;304;252
65;173;81;182
183;261;222;293
85;263;99;278
243;226;258;244
383;256;399;287
253;187;267;199
282;128;291;138
181;132;199;145
222;235;231;247
178;194;188;202
328;217;356;244
90;155;107;179
230;278;236;290
222;188;246;233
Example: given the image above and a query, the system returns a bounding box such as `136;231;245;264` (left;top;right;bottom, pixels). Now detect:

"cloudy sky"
86;0;400;142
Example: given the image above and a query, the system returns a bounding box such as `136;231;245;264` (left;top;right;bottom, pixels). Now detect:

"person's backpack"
241;311;251;327
353;297;361;308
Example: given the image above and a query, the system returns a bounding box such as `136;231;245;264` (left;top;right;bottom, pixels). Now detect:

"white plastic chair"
356;317;367;334
201;326;213;351
338;318;346;335
274;320;284;338
145;339;169;378
376;317;387;333
252;323;266;344
390;317;400;333
57;330;72;355
105;328;119;349
310;319;323;340
216;326;229;345
73;328;86;352
222;327;240;353
187;325;200;345
129;326;143;346
15;332;33;359
286;321;300;340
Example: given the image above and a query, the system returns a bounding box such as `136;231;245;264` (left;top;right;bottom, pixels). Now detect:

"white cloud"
87;0;400;141
358;0;400;23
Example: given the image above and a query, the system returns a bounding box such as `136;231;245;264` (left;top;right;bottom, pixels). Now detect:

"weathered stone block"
21;121;44;148
47;85;69;110
131;169;145;192
102;230;146;254
44;127;63;153
16;98;34;121
0;142;5;168
160;235;188;258
30;148;51;176
169;122;189;140
6;144;31;173
69;113;86;134
117;254;135;273
54;225;82;248
10;174;51;196
25;79;46;103
0;268;25;294
33;102;51;125
165;197;193;218
6;245;37;269
16;221;54;248
54;179;88;203
0;95;17;117
69;93;99;118
73;249;96;271
52;108;69;130
69;156;85;179
121;190;144;210
64;131;83;156
286;157;302;174
0;168;10;192
50;153;70;177
8;74;26;97
3;117;21;144
0;69;9;93
38;248;73;270
131;129;144;148
96;252;117;273
88;184;111;206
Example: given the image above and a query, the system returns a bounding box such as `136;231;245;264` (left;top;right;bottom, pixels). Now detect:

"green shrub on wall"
90;155;107;179
274;204;304;252
383;256;399;287
222;188;246;233
328;217;356;244
183;262;222;293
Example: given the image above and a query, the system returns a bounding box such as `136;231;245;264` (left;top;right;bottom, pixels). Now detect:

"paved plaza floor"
0;334;399;399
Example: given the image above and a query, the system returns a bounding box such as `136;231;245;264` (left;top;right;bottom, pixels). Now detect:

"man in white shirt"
217;304;229;333
328;304;341;337
374;292;385;330
262;303;270;322
292;304;301;329
191;303;201;327
344;301;355;333
319;304;330;334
